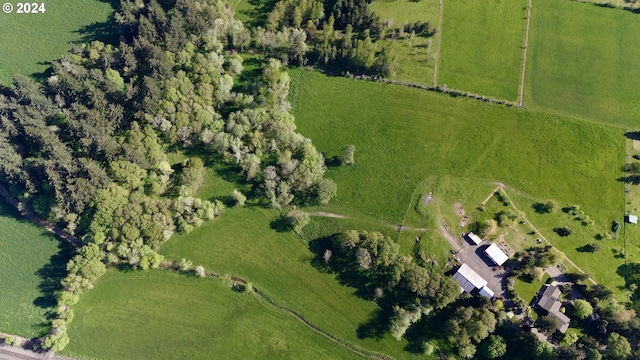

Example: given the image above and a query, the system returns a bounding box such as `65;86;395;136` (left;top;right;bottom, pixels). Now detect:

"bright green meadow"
0;0;115;84
0;201;74;337
160;205;413;358
64;269;363;360
289;69;622;225
438;0;527;100
524;0;640;128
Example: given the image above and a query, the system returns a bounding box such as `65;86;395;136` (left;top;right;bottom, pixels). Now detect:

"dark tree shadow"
269;215;290;232
532;202;551;214
618;175;640;185
356;307;392;340
553;227;572;237
33;237;77;319
243;0;281;28
576;244;598;253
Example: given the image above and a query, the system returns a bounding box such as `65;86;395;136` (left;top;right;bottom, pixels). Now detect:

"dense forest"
0;0;338;351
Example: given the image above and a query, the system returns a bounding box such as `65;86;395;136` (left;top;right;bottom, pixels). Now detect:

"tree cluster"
324;230;459;341
257;0;397;76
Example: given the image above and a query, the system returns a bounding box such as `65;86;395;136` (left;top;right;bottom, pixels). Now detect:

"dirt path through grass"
159;263;389;360
433;0;444;86
518;0;533;106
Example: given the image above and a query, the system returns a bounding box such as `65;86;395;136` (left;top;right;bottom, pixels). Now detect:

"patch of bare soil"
422;192;434;205
308;212;348;219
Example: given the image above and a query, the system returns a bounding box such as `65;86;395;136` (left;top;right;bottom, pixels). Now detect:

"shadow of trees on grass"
34;239;76;321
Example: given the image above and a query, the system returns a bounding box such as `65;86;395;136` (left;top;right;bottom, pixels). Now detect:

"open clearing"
290;69;622;225
160;206;409;358
438;0;527;100
370;0;440;85
0;0;114;84
64;270;363;360
524;0;640;128
0;201;74;338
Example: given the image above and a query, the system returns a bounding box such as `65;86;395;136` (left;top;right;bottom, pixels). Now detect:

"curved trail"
161;263;390;360
309;211;429;232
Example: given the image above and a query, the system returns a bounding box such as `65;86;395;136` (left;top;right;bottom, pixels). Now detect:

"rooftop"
484;243;509;266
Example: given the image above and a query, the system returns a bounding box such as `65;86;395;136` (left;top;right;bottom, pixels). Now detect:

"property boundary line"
518;0;533;106
433;0;444;86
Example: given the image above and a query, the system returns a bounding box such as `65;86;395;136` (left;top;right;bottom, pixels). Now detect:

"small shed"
627;214;638;224
464;232;483;245
484;243;509;266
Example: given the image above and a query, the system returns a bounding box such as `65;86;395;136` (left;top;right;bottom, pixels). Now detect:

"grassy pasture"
160;205;415;358
65;269;363;360
289;69;622;226
508;190;630;300
370;0;441;85
0;201;74;337
0;0;115;84
438;0;527;100
524;0;640;128
370;0;439;27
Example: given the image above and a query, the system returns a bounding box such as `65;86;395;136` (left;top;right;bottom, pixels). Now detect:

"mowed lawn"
438;0;527;100
0;0;114;84
160;206;411;358
0;201;74;337
65;270;363;360
290;70;622;226
524;0;640;128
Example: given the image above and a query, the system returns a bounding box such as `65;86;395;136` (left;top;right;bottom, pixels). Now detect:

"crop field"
524;0;640;128
64;269;363;360
160;205;412;358
0;0;114;84
290;69;622;225
438;0;527;100
0;201;74;337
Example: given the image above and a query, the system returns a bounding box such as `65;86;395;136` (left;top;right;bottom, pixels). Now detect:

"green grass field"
160;205;415;358
0;201;75;337
370;0;441;86
289;69;622;225
0;0;115;84
438;0;527;100
524;0;640;128
370;0;439;27
64;269;363;360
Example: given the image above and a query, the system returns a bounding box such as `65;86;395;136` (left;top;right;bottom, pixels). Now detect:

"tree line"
0;0;340;351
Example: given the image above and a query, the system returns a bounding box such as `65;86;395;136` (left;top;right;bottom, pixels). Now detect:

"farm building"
484;243;509;266
453;263;494;299
627;214;638;224
537;285;570;333
464;232;482;245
